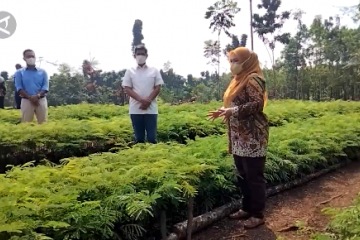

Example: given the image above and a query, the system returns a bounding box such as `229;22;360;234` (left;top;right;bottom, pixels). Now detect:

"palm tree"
205;0;240;100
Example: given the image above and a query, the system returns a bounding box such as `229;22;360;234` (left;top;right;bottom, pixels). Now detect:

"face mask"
136;55;146;65
25;57;36;66
230;56;251;75
230;63;243;75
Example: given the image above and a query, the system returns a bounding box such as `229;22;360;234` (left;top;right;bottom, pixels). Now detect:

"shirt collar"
136;64;148;69
25;66;38;71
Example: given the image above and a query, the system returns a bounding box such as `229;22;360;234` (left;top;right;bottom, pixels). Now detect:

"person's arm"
37;70;49;97
14;71;31;99
122;69;138;100
124;87;143;102
148;85;161;101
148;69;164;101
122;69;147;103
231;77;265;116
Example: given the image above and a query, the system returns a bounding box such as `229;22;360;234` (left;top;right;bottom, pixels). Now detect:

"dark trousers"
0;96;4;109
15;92;21;109
130;114;158;144
234;155;266;219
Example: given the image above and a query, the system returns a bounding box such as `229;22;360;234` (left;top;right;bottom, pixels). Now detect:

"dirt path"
193;161;360;240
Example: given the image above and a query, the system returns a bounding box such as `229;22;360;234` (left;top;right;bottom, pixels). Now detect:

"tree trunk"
272;50;276;98
250;0;254;51
218;35;221;101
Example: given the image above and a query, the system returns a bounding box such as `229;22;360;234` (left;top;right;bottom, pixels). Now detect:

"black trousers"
233;155;266;219
15;91;21;109
0;96;4;109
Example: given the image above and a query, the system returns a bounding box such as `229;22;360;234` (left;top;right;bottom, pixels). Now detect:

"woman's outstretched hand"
207;107;232;122
207;107;224;121
218;108;232;123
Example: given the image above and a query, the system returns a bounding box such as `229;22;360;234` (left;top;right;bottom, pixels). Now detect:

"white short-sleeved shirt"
122;65;164;114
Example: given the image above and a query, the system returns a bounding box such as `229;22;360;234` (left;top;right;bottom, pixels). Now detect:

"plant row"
311;192;360;239
0;110;224;172
1;100;360;171
1;113;360;240
1;100;360;126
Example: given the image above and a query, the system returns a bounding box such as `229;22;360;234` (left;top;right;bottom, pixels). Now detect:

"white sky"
1;0;359;78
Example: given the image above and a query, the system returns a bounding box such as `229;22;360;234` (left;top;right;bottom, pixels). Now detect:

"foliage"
269;5;360;101
132;19;144;53
0;5;359;106
204;0;240;37
0;100;360;171
159;62;188;103
204;40;221;69
204;0;240;100
223;34;248;57
252;0;291;98
1;112;360;239
311;194;360;239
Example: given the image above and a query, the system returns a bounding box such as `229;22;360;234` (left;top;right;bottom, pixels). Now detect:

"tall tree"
240;34;248;47
131;19;144;53
281;10;309;99
223;34;248;57
160;62;186;103
340;3;360;23
250;0;254;50
223;35;239;56
204;40;221;99
252;0;291;97
205;0;240;99
204;40;221;69
58;63;73;75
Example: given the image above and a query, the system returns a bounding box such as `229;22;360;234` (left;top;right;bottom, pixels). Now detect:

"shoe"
243;217;265;229
229;210;251;220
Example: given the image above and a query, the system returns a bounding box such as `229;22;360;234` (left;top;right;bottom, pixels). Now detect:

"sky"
1;0;359;78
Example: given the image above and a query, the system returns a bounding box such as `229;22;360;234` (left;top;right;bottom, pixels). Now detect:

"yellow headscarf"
223;47;267;108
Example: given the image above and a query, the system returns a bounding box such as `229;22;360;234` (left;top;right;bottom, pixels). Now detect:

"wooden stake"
187;197;194;240
161;210;167;240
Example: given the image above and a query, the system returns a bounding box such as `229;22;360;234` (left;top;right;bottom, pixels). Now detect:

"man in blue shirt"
14;49;49;123
14;64;22;109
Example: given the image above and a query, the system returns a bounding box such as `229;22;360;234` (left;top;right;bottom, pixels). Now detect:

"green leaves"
205;0;241;37
0;101;359;173
0;101;360;239
1;109;360;239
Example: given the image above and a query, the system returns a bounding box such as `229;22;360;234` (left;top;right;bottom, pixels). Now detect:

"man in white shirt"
122;44;164;144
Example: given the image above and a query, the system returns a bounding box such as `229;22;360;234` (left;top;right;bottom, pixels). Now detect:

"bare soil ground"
193;161;360;240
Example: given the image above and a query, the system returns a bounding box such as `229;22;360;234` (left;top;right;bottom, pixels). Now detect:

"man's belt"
21;95;45;99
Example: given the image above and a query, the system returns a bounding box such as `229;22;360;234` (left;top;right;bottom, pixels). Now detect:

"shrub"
1;113;360;239
0;100;359;171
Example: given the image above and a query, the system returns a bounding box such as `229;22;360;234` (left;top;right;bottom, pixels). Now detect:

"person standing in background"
14;64;22;109
0;76;6;109
122;44;164;144
14;49;49;124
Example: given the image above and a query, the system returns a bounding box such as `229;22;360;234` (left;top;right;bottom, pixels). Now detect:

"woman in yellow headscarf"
208;47;269;229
